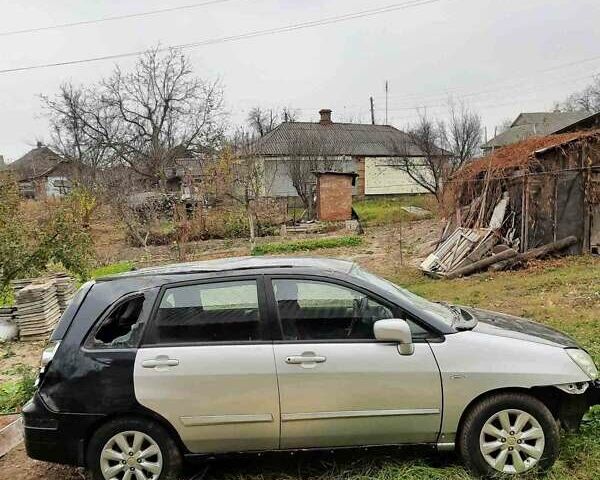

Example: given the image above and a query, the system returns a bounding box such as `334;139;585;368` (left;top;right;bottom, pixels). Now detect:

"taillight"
40;340;61;374
35;340;60;388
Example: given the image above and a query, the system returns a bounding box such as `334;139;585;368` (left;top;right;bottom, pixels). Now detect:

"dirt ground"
0;444;85;480
0;341;45;384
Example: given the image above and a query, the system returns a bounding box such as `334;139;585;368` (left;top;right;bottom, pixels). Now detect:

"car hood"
463;307;580;348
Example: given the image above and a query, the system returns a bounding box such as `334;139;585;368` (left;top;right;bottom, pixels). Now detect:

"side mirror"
374;319;414;355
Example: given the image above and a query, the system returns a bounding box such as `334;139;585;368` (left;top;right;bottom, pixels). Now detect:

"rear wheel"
87;417;182;480
459;392;559;477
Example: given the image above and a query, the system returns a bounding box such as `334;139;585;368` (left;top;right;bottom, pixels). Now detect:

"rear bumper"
22;393;101;467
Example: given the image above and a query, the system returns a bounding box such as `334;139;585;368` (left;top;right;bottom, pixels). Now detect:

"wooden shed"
450;130;600;255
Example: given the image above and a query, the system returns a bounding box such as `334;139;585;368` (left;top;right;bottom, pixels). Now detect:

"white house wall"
364;157;430;195
262;157;357;197
45;176;69;197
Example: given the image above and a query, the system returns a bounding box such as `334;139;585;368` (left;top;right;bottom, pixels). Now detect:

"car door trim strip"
180;414;274;427
281;408;440;422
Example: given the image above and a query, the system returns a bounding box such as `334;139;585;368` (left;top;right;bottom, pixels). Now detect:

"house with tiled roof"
482;111;600;153
250;109;441;197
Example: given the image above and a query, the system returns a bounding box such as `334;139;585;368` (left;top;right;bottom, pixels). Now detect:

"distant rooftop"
250;108;440;157
5;143;66;180
460;129;600;180
483;111;599;150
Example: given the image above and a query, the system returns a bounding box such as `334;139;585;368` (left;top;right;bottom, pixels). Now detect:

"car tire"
87;416;183;480
458;392;559;478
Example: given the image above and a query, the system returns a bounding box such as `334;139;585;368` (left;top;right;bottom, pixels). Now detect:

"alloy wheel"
99;430;163;480
479;408;545;474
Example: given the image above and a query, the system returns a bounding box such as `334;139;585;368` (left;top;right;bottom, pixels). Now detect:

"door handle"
142;356;179;369
285;355;327;365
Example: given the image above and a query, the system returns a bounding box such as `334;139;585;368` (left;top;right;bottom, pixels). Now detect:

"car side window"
273;279;395;341
89;295;145;349
146;280;263;344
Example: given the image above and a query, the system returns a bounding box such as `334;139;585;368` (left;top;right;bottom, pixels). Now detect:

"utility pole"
385;80;389;125
369;96;375;125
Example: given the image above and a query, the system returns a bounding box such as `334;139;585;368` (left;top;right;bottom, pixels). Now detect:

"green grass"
252;236;362;256
0;287;14;307
0;364;36;414
353;195;433;226
90;261;134;279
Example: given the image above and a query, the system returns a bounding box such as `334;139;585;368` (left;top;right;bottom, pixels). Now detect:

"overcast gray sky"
1;0;600;161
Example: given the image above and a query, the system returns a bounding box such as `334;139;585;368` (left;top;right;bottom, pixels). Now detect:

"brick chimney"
319;109;333;125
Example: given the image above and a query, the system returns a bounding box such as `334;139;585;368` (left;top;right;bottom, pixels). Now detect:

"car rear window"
144;280;265;345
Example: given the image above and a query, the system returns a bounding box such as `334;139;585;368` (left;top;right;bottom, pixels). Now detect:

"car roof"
96;256;356;281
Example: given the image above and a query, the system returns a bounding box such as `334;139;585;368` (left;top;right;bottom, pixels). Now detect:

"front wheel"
459;392;560;477
87;417;182;480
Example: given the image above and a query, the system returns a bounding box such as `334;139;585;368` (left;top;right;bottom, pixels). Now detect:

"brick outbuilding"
314;171;358;221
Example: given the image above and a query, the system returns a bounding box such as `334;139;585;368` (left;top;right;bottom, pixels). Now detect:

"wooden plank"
0;416;23;458
445;248;518;279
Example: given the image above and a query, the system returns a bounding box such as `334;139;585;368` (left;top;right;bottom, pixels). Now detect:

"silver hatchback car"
24;257;599;479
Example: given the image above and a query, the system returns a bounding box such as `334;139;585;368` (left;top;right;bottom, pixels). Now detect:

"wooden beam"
445;248;518;279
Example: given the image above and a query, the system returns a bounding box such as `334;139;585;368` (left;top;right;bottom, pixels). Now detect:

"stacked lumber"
14;281;61;341
420;228;496;276
421;233;577;279
10;278;33;296
52;274;76;314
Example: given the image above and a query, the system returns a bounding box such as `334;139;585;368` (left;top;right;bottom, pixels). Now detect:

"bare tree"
42;47;225;188
557;75;600;113
43;84;112;187
397;113;447;201
246;106;299;137
284;131;344;218
396;102;482;202
204;135;265;243
497;118;514;134
439;100;482;165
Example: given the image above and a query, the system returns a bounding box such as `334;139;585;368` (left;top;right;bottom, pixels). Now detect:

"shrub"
252;235;362;256
0;174;94;289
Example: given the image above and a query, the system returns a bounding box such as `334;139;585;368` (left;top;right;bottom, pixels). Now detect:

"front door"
269;277;442;449
134;278;280;454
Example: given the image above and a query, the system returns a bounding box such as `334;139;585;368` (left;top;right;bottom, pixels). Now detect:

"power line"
0;0;239;37
0;0;449;74
374;54;600;103
235;68;598;115
384;69;600;112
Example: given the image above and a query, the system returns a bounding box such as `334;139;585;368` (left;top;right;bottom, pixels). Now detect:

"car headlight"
566;349;599;380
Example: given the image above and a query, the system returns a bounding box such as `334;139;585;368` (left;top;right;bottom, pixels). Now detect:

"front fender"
430;331;590;443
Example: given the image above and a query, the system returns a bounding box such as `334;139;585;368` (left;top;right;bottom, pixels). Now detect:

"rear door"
134;276;280;454
268;276;442;449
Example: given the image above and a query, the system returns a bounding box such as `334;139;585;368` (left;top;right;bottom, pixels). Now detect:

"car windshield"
350;265;457;326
